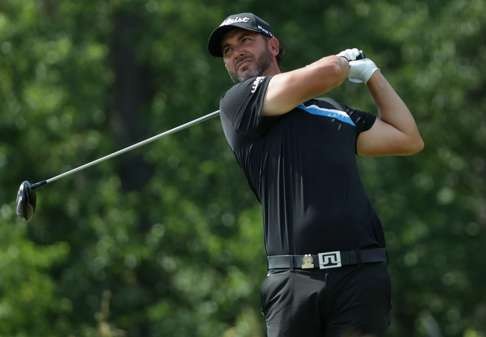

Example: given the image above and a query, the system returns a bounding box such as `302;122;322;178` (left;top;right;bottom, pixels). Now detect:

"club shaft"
37;110;220;188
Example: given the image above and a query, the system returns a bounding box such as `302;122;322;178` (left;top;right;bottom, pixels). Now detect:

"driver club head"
16;180;37;221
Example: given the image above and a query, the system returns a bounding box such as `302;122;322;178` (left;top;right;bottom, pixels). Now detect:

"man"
208;13;424;337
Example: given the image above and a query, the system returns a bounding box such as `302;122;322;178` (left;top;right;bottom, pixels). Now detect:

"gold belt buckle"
301;254;315;269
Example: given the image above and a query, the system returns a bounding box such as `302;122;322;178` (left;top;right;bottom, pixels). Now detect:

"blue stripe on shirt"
298;104;356;127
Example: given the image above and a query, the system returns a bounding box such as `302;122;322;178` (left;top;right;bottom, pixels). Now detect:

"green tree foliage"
0;1;484;336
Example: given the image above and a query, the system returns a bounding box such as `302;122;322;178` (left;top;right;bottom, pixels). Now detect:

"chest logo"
251;76;265;94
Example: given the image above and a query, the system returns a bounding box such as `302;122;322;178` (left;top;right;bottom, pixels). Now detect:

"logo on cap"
257;25;272;37
220;16;250;27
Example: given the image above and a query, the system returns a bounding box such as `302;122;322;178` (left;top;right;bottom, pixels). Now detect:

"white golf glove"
337;48;364;62
348;58;379;84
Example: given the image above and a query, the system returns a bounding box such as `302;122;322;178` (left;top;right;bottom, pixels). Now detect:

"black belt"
267;248;386;270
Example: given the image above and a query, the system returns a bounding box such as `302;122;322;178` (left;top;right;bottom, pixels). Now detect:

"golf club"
16;110;220;221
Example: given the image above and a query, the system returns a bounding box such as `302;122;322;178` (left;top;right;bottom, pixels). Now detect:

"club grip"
357;50;366;60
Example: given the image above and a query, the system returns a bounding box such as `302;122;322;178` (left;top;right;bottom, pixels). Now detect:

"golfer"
208;13;423;337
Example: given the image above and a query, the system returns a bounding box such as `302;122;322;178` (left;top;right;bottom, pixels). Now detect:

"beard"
227;47;273;83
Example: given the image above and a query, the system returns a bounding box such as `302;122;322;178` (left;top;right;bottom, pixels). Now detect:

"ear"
268;37;280;57
223;56;232;71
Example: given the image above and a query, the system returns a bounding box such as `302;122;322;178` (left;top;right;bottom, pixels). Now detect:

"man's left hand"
348;58;379;84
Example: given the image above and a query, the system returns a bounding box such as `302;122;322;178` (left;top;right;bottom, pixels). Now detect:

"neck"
264;62;281;76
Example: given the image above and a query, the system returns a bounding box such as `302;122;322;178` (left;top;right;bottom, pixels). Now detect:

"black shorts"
260;262;391;337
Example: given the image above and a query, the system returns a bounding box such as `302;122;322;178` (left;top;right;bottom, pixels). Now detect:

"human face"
221;29;273;82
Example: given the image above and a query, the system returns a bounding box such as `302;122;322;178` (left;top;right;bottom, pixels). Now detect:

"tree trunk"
109;9;154;192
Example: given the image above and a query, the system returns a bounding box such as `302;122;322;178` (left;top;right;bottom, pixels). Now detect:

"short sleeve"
219;76;272;149
341;104;376;134
314;97;376;134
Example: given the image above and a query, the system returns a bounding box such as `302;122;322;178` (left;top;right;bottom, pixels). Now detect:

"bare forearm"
304;55;350;95
367;71;424;148
263;55;349;116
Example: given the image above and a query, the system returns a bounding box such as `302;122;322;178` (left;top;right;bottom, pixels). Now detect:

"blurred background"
1;0;485;336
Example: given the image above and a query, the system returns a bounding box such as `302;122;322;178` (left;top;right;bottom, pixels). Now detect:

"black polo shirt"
219;76;385;256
